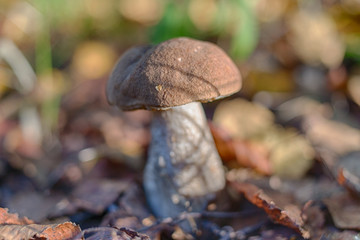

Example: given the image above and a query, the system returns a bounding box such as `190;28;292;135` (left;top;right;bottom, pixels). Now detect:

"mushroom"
107;38;241;223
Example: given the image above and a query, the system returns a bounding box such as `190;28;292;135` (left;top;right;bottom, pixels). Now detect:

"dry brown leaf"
209;121;237;162
338;168;360;196
232;140;271;175
303;115;360;156
34;222;81;240
52;179;130;217
276;96;332;122
336;151;360;196
212;98;315;179
230;181;311;239
261;127;315;179
0;208;34;225
101;185;159;239
323;193;360;230
210;122;272;175
100;110;151;157
7;191;64;222
302;201;325;239
213;98;274;140
0;222;81;240
71;179;130;213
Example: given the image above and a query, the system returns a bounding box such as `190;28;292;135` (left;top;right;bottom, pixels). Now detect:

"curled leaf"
0;208;34;225
323;193;360;230
230;181;311;239
0;221;80;240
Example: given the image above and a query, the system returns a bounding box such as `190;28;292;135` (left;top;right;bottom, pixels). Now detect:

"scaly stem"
144;102;225;219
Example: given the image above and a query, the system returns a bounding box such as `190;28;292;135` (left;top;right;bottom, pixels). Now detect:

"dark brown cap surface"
107;37;242;110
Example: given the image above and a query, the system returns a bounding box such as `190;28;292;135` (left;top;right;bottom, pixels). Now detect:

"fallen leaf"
52;179;131;217
117;184;151;220
336;151;360;196
213;98;274;140
232;139;271;175
34;222;81;240
212;98;315;179
100;110;151;157
276;96;332;123
260;127;315;179
0;222;81;240
209;121;236;162
303;115;360;156
210;122;272;175
229;181;311;239
278;177;342;206
0;208;81;240
72;179;130;214
105;212;142;232
302;201;325;239
101;185;159;239
0;208;34;225
323;193;360;230
7;191;63;222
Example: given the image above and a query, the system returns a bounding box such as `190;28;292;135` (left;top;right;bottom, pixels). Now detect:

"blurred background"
0;0;360;226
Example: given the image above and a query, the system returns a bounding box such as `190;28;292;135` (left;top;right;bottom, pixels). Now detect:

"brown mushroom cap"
107;37;242;110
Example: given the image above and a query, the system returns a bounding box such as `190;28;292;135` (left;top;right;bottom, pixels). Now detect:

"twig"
72;226;150;240
137;209;261;232
207;219;269;240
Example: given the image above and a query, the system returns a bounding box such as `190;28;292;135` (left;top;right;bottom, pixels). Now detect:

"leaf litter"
1;1;360;238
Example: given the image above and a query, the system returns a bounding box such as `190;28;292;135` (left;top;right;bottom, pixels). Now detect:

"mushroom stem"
144;102;225;219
